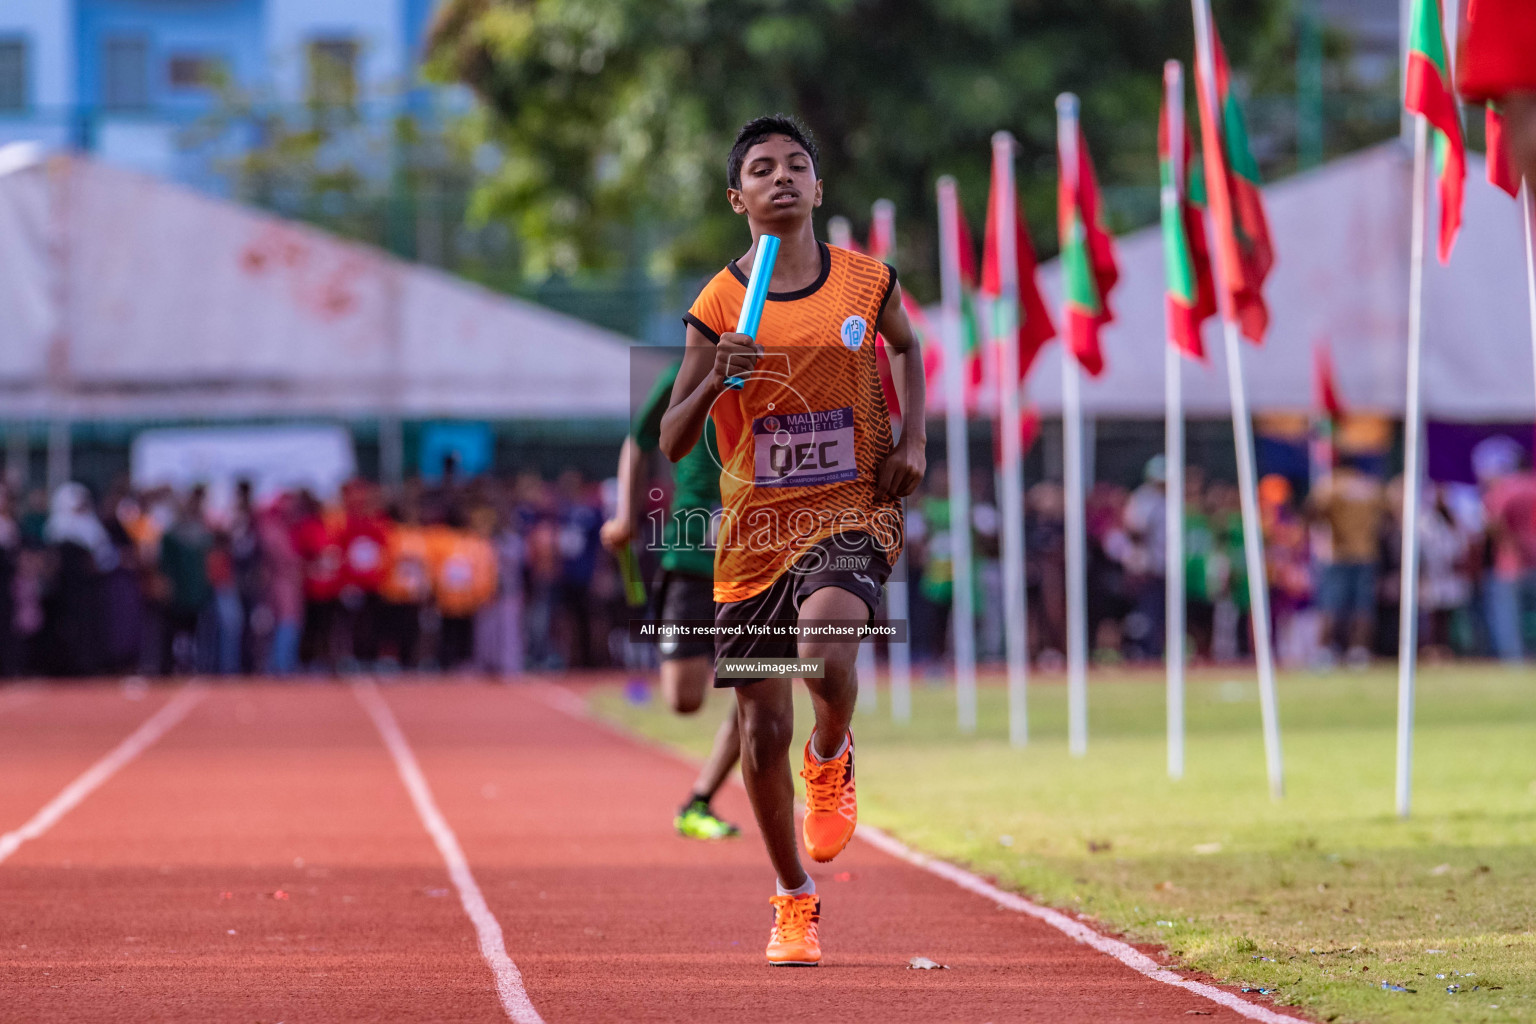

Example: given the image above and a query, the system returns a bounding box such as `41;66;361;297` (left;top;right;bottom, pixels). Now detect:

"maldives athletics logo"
840;315;868;351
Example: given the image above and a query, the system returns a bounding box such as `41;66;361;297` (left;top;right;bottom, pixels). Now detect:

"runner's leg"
664;654;741;802
734;676;806;888
660;656;707;714
796;585;867;759
695;715;742;802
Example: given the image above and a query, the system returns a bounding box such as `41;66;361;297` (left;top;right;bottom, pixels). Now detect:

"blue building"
0;0;446;190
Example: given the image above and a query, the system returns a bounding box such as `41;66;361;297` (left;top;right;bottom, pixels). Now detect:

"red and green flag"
932;186;988;413
1405;0;1466;261
862;209;945;412
1058;121;1118;376
1486;103;1518;197
953;205;987;409
1159;86;1216;361
981;162;1056;386
905;293;945;399
1194;20;1275;343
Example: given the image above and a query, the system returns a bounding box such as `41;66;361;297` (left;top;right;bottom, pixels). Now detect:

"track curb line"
528;682;1313;1024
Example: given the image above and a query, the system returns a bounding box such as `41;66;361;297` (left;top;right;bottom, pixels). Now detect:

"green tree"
428;0;1302;290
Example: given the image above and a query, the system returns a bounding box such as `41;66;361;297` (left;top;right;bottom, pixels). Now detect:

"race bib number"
753;408;858;487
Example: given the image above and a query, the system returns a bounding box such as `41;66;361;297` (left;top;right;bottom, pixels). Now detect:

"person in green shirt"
1183;471;1215;661
602;360;741;840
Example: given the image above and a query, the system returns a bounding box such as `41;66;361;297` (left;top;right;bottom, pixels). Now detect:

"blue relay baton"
724;233;780;389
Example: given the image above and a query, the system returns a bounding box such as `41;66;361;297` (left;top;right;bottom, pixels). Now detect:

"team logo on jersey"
840;315;868;350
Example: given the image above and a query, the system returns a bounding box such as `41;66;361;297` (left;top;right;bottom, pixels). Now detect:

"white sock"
811;732;850;763
776;875;816;898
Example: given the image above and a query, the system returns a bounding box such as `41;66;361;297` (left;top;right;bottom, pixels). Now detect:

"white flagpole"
1057;94;1090;758
828;215;853;251
887;567;912;722
938;177;979;734
872;198;896;258
1525;184;1536;439
1062;354;1089;755
1395;0;1466;817
1162;61;1188;781
856;634;878;712
992;132;1031;748
872;198;913;725
1395;116;1430;819
1193;0;1285;800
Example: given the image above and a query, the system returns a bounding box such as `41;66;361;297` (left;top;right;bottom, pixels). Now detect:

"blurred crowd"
7;432;1536;679
0;470;617;678
905;434;1536;669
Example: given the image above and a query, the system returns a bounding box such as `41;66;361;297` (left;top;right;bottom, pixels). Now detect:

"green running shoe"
674;798;741;840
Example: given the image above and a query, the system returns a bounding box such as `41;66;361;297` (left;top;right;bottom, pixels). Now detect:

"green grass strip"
593;665;1536;1024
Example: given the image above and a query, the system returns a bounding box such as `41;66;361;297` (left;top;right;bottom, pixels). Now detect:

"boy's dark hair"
727;114;819;190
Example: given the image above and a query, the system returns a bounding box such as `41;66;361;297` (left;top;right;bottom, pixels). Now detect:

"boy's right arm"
659;324;762;462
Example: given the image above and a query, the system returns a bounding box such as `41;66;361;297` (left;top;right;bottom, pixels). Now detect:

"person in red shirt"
291;490;344;672
1474;435;1536;660
337;479;389;667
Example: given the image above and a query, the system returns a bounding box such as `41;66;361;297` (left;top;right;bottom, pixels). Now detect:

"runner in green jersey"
602;361;741;839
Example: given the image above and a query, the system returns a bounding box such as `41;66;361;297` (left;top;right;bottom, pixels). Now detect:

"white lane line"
528;683;1311;1024
352;680;545;1024
0;683;205;866
854;824;1311;1024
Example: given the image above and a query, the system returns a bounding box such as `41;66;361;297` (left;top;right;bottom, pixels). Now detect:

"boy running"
601;360;742;840
660;115;926;966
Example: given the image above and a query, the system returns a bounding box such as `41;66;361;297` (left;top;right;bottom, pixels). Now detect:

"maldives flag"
1159;87;1216;361
1455;0;1536;104
1486;104;1518;197
1194;20;1275;343
1405;0;1465;262
1058;121;1118;376
954;204;989;409
981;163;1056;384
933;185;989;413
904;292;945;397
856;203;936;418
873;291;941;419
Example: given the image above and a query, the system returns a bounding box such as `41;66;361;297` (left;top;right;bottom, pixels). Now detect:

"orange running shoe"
766;893;822;966
800;732;856;862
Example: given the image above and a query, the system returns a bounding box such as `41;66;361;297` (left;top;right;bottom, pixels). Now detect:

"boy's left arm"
873;281;926;501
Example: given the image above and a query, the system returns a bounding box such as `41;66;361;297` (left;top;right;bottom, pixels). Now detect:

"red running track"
0;680;1313;1023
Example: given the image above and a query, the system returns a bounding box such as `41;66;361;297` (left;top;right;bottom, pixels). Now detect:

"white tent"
932;141;1532;421
0;148;635;422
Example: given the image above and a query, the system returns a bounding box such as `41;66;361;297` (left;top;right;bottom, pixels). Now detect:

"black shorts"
713;532;892;686
655;571;715;661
